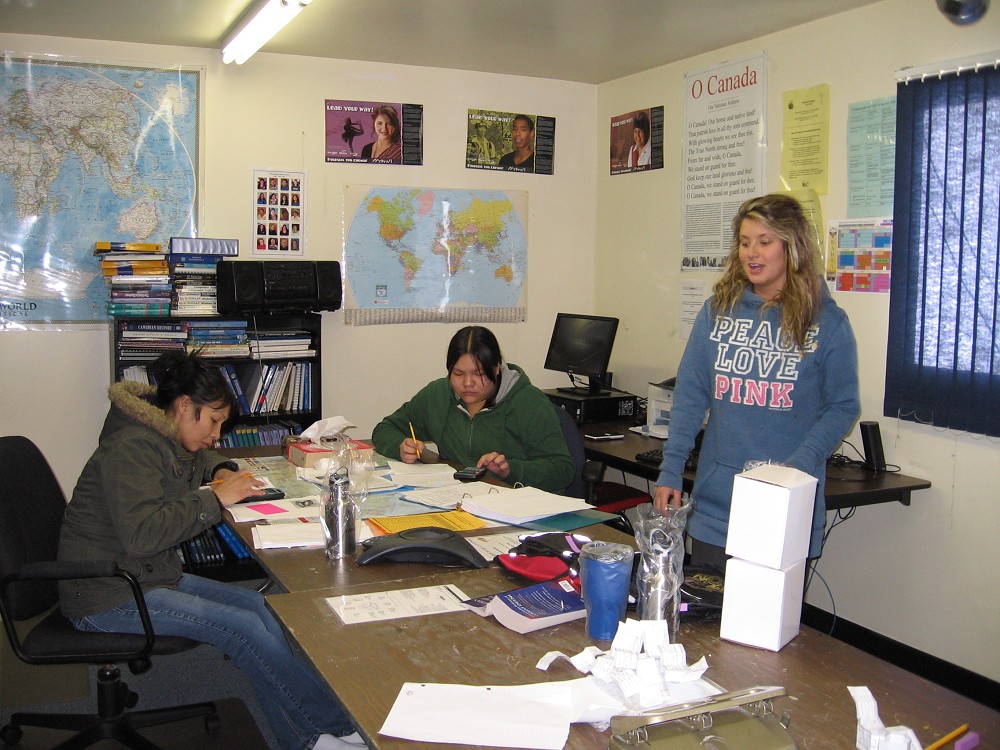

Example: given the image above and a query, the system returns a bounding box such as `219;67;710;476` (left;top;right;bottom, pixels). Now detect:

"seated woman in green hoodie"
372;326;575;493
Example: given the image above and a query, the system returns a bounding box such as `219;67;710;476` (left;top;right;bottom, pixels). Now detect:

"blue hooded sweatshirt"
657;283;860;558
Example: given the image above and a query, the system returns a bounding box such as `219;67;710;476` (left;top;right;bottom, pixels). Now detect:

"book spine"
224;365;251;414
215;523;250;560
95;241;164;253
107;306;172;316
120;321;188;332
302;362;311;410
254;365;276;414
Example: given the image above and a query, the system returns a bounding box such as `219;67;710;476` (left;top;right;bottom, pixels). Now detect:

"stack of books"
168;237;238;316
241;360;313;415
247;329;316;360
118;320;190;381
96;242;170;316
186;319;249;359
216;419;304;449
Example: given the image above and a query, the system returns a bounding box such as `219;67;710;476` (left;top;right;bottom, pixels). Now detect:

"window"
885;65;1000;437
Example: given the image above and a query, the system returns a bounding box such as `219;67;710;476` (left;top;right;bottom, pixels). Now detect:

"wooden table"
267;563;998;750
579;420;931;511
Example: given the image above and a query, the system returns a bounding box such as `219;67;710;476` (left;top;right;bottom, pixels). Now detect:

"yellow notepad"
367;510;486;535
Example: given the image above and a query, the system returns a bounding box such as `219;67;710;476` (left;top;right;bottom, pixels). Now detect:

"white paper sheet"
325;584;470;624
386;460;462;488
227;496;322;522
380;680;577;749
251;521;325;549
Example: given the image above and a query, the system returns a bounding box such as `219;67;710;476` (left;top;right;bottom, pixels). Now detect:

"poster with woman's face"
324;99;424;166
610;105;664;175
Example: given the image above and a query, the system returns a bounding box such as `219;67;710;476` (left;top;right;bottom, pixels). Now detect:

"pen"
409;422;421;460
924;724;969;750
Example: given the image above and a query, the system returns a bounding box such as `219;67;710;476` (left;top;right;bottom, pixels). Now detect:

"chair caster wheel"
1;724;22;747
205;714;221;736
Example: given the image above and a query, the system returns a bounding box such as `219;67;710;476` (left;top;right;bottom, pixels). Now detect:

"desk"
227;456;993;748
223;453;626;594
267;563;999;750
579;420;932;511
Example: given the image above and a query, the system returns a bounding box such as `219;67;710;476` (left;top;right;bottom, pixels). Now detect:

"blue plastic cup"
579;541;634;641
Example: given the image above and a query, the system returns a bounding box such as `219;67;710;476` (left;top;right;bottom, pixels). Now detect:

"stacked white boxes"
719;464;817;651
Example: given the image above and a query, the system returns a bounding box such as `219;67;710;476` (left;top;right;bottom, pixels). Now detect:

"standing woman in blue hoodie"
654;194;860;571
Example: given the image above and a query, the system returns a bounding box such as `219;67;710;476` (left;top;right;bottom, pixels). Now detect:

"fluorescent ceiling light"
222;0;314;65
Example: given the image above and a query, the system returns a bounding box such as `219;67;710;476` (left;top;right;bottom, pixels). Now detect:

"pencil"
924;724;969;750
211;472;253;486
409;422;421;459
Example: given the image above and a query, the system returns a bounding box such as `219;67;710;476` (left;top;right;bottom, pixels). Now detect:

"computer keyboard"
635;448;663;465
636;447;700;471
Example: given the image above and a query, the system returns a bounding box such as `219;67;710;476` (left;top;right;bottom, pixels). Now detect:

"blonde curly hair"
712;194;822;352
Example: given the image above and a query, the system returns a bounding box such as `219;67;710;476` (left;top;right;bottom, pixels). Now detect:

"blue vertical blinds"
886;65;1000;436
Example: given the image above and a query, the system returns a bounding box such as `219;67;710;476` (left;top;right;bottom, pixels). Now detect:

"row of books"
188;319;250;358
217;419;304;449
248;328;316;358
99;242;171;316
171;254;222;316
98;239;237;317
117;319;251;363
224;360;314;416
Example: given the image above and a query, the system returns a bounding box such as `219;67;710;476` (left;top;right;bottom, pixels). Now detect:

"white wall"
0;34;598;493
595;0;1000;682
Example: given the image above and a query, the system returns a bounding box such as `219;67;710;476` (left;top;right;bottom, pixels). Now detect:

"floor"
5;698;269;749
2;643;278;749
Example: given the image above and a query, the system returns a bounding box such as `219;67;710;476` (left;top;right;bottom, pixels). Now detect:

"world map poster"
0;57;201;324
343;186;528;326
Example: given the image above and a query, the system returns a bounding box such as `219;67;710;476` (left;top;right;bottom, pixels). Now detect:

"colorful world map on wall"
343;186;527;325
0;58;200;323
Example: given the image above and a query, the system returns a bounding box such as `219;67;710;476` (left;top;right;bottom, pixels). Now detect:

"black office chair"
551;406;651;521
0;435;219;749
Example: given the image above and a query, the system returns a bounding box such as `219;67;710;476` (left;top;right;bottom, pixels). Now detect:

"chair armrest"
19;559;117;580
0;562;157;666
582;459;605;485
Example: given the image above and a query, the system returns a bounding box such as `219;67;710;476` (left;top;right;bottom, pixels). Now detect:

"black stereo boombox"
216;260;342;313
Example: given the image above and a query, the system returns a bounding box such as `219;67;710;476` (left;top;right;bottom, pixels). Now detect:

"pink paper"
250;503;287;515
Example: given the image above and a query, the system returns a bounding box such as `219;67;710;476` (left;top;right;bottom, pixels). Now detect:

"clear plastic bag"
633;500;691;642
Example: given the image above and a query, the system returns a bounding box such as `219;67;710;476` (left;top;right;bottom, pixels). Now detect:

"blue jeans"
71;574;353;750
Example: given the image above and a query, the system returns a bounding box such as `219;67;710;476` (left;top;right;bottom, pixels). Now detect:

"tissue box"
286;441;337;468
725;464;817;569
720;557;805;651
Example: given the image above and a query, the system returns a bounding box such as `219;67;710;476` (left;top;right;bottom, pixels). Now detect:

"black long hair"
147;349;237;423
446;326;503;406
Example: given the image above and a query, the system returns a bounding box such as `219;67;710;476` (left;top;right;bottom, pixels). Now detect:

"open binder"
609;686;796;750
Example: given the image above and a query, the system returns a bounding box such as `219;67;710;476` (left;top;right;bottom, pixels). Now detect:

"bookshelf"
110;312;323;448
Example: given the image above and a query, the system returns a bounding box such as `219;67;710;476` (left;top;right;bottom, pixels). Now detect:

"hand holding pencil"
400;422;424;464
211;471;264;507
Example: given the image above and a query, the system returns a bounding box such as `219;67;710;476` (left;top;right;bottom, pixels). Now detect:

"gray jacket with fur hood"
58;381;233;618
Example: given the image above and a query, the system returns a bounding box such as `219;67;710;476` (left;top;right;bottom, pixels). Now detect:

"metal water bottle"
321;465;355;559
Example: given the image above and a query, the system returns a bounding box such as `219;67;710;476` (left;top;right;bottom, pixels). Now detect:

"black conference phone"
355;527;490;568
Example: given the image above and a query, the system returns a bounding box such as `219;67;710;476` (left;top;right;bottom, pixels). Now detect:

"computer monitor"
543;313;620;395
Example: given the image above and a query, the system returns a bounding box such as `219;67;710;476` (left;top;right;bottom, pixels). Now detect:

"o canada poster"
610;106;664;175
324;99;424;166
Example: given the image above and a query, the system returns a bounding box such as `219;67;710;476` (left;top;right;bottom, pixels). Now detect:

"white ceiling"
1;0;887;84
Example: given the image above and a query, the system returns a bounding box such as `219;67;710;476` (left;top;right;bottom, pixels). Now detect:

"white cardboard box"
719;557;806;651
725;464;817;569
